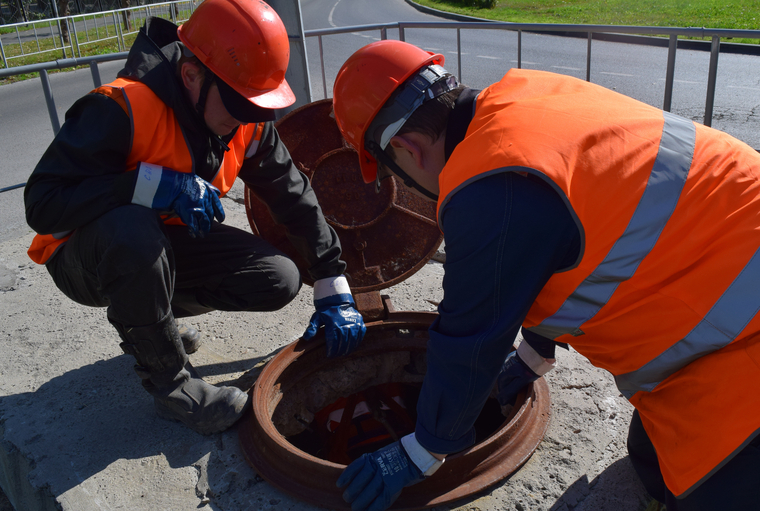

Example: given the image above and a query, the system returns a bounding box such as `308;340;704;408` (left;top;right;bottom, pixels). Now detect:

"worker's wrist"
313;275;352;302
517;340;556;376
401;433;445;476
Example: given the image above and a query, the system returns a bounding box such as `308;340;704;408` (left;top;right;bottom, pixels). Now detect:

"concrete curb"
404;0;760;56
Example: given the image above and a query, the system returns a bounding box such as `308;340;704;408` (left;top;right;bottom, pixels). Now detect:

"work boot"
177;323;202;354
111;313;248;435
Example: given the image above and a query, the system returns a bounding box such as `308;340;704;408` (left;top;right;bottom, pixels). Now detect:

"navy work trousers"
627;409;760;510
46;205;302;328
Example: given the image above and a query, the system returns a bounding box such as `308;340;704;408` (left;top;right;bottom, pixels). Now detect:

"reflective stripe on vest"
615;244;760;397
525;112;694;340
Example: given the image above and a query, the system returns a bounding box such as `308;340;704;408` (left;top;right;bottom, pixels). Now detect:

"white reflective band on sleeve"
400;433;444;477
313;275;351;300
131;162;163;208
517;340;556;377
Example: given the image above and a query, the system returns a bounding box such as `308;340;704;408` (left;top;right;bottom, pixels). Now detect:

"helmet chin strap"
366;140;438;201
195;69;215;120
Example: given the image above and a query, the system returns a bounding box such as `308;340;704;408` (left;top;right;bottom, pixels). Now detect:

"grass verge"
413;0;760;44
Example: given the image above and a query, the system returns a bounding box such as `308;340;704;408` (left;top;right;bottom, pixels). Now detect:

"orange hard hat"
178;0;295;109
332;40;454;185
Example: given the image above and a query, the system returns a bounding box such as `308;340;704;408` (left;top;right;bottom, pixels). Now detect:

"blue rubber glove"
303;275;366;358
496;350;539;408
131;162;225;238
337;441;424;511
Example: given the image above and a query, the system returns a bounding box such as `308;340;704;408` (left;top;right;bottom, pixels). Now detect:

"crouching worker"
331;40;759;511
24;0;365;436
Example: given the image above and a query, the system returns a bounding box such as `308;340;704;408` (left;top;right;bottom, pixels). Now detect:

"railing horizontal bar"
393;21;760;39
0;51;129;78
304;22;398;37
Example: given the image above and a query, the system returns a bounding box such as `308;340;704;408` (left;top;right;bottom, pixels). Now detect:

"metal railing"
308;21;760;128
2;20;760;193
0;0;195;67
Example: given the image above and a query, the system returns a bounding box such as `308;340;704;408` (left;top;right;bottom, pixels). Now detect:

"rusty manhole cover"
244;99;442;292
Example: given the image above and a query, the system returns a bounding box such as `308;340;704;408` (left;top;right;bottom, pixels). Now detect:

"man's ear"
389;135;424;169
180;61;203;94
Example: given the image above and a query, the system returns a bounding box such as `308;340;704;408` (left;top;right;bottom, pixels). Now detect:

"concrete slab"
0;181;652;511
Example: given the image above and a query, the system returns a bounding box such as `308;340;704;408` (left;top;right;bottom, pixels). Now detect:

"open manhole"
239;100;551;509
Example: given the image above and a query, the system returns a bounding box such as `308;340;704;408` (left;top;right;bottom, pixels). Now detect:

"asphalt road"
1;0;759;245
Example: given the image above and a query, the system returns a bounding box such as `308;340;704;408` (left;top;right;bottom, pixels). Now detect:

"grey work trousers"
46;205;302;328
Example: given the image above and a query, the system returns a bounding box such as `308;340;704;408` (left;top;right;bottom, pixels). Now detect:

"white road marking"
599;71;635;77
658;78;702;84
328;0;342;27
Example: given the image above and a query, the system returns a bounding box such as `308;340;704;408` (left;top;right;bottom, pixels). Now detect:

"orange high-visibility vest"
438;69;760;497
28;77;265;264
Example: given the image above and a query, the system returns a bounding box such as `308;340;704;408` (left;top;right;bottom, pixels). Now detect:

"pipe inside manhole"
239;307;551;510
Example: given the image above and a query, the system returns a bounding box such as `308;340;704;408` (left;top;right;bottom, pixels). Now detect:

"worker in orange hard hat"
24;0;365;436
332;39;760;511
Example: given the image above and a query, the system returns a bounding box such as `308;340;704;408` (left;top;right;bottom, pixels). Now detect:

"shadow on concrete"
437;455;650;511
0;351;276;509
547;457;652;511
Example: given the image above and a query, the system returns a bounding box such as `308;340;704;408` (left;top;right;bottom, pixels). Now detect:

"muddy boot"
177;323;202;354
112;313;248;435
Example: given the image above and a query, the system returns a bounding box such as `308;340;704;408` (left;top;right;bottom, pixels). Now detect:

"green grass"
415;0;760;44
1;30;138;83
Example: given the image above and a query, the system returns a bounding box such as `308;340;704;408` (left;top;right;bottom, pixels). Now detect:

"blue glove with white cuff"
496;350;540;408
131;162;225;238
302;275;366;358
337;440;424;511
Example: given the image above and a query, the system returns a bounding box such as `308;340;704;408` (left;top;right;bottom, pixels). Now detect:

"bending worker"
331;40;759;511
24;0;365;436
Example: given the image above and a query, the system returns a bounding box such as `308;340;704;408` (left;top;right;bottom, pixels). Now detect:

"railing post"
15;27;25;56
117;13;126;51
33;23;41;53
704;35;720;127
586;32;592;81
56;19;67;59
40;69;61;135
89;61;102;88
457;27;462;83
663;34;677;112
70;17;79;58
0;38;7;69
318;34;327;100
517;29;522;69
399;25;405;42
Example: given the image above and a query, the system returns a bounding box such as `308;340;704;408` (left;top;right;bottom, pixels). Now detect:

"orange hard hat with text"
332;40;444;184
178;0;295;109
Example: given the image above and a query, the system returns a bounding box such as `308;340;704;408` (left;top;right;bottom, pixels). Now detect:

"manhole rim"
239;312;551;510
